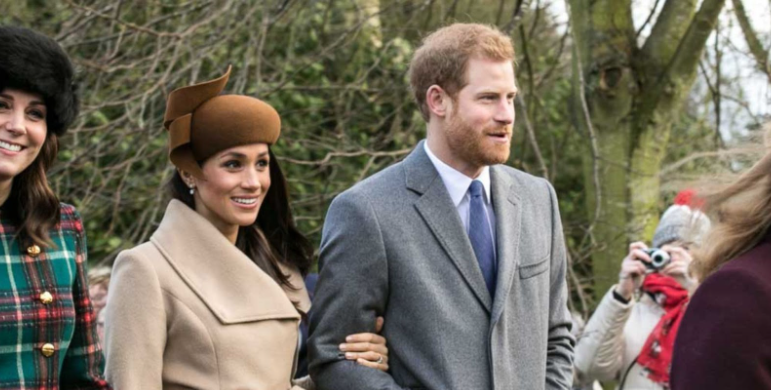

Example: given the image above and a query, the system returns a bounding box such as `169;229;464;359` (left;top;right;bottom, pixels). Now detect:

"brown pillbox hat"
163;66;281;179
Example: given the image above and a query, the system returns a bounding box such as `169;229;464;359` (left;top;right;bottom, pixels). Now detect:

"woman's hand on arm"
339;316;389;371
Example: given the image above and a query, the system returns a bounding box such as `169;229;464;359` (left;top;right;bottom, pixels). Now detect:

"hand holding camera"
616;242;650;300
643;248;671;271
657;244;696;292
616;242;696;300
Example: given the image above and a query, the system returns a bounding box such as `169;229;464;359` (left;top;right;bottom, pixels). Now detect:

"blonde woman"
671;138;771;389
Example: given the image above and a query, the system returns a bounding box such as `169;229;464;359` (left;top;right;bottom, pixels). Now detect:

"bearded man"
308;23;575;390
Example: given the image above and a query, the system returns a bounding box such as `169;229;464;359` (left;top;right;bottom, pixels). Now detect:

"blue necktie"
468;180;497;298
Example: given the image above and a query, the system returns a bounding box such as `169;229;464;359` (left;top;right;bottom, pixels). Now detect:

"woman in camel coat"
104;67;388;390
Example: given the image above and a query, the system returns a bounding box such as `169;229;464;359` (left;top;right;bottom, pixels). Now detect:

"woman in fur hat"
0;26;109;389
103;67;388;389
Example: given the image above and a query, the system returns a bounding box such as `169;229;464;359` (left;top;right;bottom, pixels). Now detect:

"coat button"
39;291;53;305
41;343;55;357
27;245;41;256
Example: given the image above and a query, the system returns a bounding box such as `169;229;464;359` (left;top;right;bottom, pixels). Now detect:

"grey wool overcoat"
308;141;575;390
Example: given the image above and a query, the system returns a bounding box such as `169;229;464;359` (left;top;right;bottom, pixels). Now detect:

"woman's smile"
0;139;24;153
231;196;260;208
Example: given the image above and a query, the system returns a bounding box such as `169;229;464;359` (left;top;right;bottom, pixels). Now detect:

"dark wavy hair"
0;131;61;247
168;148;313;287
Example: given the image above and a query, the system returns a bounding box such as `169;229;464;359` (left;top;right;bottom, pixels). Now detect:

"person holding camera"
574;191;710;390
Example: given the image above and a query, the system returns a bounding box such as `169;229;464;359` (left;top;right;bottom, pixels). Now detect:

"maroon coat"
671;234;771;389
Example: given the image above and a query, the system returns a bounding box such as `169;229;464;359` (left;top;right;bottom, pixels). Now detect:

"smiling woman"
0;26;109;389
103;66;390;390
170;142;297;287
187;145;273;237
0;89;48;194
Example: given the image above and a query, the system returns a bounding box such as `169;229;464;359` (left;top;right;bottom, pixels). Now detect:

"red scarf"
636;273;689;386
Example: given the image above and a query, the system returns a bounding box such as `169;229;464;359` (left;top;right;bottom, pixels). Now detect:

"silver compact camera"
643;248;671;271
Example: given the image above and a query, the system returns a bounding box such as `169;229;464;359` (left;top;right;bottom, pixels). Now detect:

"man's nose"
494;99;515;125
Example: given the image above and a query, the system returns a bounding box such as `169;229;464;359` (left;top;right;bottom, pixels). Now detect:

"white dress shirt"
424;142;497;252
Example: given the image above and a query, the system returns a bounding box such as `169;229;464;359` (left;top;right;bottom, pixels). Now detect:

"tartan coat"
0;203;109;389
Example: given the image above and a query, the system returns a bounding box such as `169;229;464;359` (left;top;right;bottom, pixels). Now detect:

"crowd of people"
0;21;769;390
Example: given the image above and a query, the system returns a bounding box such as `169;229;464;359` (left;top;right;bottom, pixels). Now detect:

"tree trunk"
569;0;726;301
569;0;637;298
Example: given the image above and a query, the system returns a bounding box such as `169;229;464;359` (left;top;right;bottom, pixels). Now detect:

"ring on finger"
376;355;384;364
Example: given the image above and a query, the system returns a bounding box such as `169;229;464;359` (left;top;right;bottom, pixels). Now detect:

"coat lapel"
407;142;492;312
490;166;522;324
150;200;308;324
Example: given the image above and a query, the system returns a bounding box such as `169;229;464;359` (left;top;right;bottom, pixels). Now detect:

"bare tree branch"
515;95;549;180
641;0;697;67
636;0;661;38
665;0;726;83
732;0;771;82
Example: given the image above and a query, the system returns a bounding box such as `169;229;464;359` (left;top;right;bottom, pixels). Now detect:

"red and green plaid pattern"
0;204;109;389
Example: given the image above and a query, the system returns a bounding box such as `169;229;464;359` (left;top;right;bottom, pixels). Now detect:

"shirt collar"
424;141;492;207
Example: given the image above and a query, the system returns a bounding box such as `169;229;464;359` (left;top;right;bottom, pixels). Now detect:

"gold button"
39;291;53;305
27;245;41;256
41;343;55;357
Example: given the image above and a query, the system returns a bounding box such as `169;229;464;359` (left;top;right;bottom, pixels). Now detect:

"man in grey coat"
308;23;574;390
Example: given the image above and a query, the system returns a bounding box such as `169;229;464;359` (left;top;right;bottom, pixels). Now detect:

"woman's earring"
189;186;195;195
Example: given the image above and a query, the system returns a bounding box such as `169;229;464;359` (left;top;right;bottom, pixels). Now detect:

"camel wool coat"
103;200;312;390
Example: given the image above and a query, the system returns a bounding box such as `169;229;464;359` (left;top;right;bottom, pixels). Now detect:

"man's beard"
444;113;511;169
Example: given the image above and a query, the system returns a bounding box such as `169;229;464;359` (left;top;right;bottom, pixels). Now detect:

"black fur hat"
0;26;79;136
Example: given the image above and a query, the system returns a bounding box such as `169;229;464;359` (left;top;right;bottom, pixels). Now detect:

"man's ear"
426;85;451;119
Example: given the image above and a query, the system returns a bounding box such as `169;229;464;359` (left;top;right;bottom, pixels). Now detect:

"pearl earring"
189;186;195;195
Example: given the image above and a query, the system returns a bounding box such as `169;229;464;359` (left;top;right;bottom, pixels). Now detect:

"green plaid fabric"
0;204;109;390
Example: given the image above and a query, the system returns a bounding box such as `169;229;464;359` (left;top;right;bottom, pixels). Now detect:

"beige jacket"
104;200;312;390
574;286;665;390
